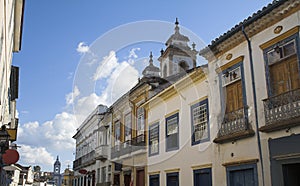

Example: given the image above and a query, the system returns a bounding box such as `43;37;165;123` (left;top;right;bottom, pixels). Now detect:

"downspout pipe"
242;25;265;186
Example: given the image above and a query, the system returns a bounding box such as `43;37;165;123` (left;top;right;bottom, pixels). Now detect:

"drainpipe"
242;25;265;186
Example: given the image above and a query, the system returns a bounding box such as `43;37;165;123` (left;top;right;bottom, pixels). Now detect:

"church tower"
142;51;160;77
158;18;198;78
53;156;62;186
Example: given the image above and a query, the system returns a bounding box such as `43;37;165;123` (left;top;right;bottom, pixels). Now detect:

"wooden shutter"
288;55;300;90
226;80;243;113
270;55;299;95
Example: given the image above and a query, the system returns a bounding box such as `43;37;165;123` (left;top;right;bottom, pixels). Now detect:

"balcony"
73;157;82;170
110;134;146;160
260;88;300;132
214;107;255;143
131;134;146;154
80;150;96;167
95;145;109;161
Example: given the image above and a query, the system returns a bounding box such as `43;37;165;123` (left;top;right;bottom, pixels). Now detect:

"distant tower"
158;18;198;78
142;51;160;77
53;156;62;186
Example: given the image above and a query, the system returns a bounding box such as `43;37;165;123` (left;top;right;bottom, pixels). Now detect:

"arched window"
179;61;189;72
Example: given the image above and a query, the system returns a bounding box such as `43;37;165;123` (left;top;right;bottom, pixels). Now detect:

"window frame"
191;99;210;145
166;172;179;186
220;62;247;115
137;107;145;136
124;112;132;141
263;34;300;97
148;122;159;156
114;120;121;145
165;113;179;152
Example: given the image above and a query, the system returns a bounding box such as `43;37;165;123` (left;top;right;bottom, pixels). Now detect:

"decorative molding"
260;26;300;49
218;56;244;72
164;168;180;173
226;53;233;60
222;158;259;167
191;163;212;170
148;171;160;175
274;25;283;34
189;96;208;106
165;110;179;118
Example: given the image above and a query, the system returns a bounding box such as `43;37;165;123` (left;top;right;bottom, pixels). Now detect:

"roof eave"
13;0;25;52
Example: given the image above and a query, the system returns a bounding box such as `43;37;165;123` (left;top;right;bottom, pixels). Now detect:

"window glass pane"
283;41;295;57
125;113;131;140
149;123;159;155
137;108;145;135
114;121;120;144
167;117;178;135
192;103;208;142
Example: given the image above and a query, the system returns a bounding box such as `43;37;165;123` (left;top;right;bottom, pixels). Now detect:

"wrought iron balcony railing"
214;107;254;143
81;150;96;165
260;88;300;132
73;157;82;170
110;134;146;160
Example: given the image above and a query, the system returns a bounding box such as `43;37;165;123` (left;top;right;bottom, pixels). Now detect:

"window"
166;113;179;151
97;168;100;183
191;99;209;145
193;168;212;186
222;65;245;114
166;172;179;186
264;37;299;96
149;123;159;156
124;113;132;141
101;166;107;183
226;164;258;186
137;107;145;136
149;174;159;186
114;121;121;145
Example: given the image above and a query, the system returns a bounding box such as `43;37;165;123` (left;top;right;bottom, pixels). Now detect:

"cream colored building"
74;1;300;185
0;0;24;185
146;0;300;186
73;105;111;186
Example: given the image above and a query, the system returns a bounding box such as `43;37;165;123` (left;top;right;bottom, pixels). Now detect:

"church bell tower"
53;156;62;186
158;18;198;78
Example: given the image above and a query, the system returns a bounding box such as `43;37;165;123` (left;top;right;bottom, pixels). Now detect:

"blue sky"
12;0;272;171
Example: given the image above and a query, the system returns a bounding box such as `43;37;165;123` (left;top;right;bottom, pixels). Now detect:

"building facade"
73;105;111;186
0;0;24;185
73;0;300;185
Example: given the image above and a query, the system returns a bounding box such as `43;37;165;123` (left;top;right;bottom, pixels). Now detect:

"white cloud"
18;49;140;171
103;61;138;105
18;145;55;167
76;42;89;54
66;86;80;105
128;47;140;59
93;51;119;81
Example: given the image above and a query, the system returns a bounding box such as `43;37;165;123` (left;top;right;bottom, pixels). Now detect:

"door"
229;168;256;186
194;168;212;186
167;172;179;186
114;174;120;186
136;169;145;186
124;174;131;186
282;163;300;186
